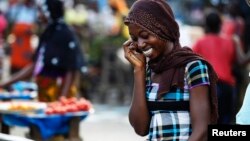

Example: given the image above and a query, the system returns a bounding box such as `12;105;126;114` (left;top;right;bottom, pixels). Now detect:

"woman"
2;0;85;103
0;0;85;140
123;0;218;140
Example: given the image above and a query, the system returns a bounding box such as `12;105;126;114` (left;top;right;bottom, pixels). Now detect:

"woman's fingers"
123;39;133;47
123;39;145;67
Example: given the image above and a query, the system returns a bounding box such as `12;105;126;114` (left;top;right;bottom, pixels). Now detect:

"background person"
236;74;250;125
192;10;250;124
5;0;38;74
0;0;86;140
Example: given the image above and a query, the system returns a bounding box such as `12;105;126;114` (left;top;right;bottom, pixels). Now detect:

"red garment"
10;23;34;69
192;34;236;86
221;16;245;39
221;16;245;50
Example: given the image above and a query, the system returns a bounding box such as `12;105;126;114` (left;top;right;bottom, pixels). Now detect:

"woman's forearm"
60;71;78;98
129;68;150;136
0;64;34;87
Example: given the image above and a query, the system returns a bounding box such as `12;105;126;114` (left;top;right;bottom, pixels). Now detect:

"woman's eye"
140;33;149;39
131;37;137;42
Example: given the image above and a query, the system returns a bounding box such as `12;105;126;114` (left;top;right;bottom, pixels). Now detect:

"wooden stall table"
0;99;93;141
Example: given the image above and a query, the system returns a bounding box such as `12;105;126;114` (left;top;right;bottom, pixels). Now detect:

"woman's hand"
123;39;149;136
123;39;146;69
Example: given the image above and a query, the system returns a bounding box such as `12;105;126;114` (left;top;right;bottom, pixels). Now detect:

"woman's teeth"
143;48;153;57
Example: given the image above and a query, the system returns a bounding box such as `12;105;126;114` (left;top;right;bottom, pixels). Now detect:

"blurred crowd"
0;0;249;119
0;0;133;106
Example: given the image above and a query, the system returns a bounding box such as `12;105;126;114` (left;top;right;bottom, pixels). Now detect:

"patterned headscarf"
124;0;180;44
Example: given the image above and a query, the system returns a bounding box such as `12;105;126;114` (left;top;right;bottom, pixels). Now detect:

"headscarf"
124;0;218;124
124;0;180;44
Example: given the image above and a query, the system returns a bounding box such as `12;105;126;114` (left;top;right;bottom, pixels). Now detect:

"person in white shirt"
236;72;250;125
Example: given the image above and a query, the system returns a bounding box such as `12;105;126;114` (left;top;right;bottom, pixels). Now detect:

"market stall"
0;81;38;134
0;97;93;140
0;81;93;141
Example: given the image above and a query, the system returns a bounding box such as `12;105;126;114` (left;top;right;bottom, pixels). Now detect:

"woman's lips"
142;48;153;57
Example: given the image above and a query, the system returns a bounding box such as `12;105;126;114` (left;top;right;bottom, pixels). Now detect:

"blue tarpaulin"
2;112;89;140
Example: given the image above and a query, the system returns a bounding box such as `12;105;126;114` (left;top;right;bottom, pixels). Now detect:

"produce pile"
8;103;39;112
0;101;47;114
45;97;92;115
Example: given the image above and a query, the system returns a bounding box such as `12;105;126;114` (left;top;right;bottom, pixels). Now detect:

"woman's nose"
137;40;146;48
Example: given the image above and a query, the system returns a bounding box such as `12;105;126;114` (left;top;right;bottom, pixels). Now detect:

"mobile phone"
129;42;142;54
135;48;142;54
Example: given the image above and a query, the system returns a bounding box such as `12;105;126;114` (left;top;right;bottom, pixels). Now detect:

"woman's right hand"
123;39;146;69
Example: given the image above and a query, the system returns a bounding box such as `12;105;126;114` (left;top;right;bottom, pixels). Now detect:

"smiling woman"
122;0;219;140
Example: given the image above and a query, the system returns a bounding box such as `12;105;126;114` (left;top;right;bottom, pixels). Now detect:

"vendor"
0;0;86;141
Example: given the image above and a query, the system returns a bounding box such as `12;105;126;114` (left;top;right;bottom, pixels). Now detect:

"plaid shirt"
146;60;210;141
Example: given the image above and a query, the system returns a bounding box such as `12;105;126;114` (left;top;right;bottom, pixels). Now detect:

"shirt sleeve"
185;60;210;89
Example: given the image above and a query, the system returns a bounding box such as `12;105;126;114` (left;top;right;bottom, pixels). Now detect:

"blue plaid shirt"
146;60;210;141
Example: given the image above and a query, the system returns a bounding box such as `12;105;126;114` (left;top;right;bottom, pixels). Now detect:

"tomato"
68;97;77;104
54;107;67;114
68;105;79;112
48;101;60;108
45;108;54;115
46;97;92;115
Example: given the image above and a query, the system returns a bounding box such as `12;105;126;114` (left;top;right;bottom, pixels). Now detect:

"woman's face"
128;23;172;60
